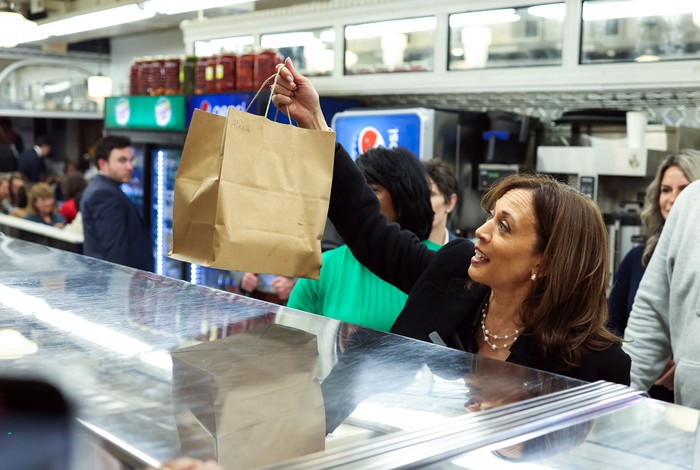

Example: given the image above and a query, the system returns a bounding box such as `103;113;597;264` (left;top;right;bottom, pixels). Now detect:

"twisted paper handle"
245;69;291;124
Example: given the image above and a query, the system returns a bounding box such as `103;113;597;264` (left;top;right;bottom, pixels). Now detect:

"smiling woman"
270;58;630;385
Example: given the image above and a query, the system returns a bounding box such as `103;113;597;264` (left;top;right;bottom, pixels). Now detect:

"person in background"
24;182;66;228
287;146;436;332
624;179;700;409
272;58;629;384
80;135;154;271
0;118;24;156
608;151;700;401
6;172;27;216
18;135;51;183
424;159;459;246
8;185;29;219
60;171;88;224
0;174;10;213
0;127;18;172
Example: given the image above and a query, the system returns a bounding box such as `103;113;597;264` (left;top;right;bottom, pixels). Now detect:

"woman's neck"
428;225;448;245
486;291;527;330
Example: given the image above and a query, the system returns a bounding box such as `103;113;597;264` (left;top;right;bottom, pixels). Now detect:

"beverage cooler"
332;108;460;161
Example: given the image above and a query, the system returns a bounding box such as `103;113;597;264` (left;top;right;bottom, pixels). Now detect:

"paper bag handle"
246;69;292;125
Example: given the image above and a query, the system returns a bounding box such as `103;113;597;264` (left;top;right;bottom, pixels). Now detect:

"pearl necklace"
480;300;521;350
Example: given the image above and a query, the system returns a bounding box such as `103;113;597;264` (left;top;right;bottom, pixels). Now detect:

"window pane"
581;0;700;64
261;27;335;77
344;16;436;75
194;36;254;57
448;4;565;70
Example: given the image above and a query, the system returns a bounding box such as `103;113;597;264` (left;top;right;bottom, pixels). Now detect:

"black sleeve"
327;143;436;294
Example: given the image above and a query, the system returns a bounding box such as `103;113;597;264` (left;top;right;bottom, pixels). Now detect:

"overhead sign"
104;96;187;131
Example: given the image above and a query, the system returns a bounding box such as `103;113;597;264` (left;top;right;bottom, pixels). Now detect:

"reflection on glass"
261;27;335;76
448;4;565;70
581;0;700;63
194;35;254;56
344;16;436;74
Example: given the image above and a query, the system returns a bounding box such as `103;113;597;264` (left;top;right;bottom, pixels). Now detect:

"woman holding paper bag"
272;59;629;385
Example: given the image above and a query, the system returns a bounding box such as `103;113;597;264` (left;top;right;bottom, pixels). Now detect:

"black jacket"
328;143;630;385
80;174;154;272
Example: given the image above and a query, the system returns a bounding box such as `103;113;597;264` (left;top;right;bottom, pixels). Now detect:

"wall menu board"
104;96;187;131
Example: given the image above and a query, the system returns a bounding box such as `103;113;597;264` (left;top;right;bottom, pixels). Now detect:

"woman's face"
429;177;456;235
0;180;8;200
369;182;397;223
11;178;24;197
35;196;55;216
659;165;690;220
469;189;542;293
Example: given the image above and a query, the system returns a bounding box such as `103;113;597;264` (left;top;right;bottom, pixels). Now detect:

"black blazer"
328;143;630;386
80;174;154;272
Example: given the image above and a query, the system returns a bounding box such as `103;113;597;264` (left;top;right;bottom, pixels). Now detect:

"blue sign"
186;93;257;125
333;112;423;160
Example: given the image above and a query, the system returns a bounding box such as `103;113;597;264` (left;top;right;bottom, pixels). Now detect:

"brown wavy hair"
482;173;620;369
640;150;700;265
27;182;57;217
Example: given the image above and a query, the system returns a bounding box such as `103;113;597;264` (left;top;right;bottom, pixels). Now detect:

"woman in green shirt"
287;146;436;331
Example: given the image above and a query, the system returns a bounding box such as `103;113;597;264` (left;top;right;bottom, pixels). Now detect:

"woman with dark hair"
60;171;88;224
424;159;459;245
286;145;436;332
273;59;629;384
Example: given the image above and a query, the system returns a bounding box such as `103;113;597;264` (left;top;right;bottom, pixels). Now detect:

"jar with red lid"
138;57;152;96
163;56;182;95
236;52;255;90
182;56;196;95
146;57;165;96
254;50;283;89
195;57;209;95
215;54;237;92
205;56;217;93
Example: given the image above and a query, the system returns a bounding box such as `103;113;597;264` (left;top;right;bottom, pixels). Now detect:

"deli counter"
0;234;697;469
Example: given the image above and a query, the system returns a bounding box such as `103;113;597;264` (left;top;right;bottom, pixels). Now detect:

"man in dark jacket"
18;135;51;182
80;135;154;271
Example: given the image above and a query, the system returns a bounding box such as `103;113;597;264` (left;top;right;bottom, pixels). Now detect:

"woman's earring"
530;273;537;282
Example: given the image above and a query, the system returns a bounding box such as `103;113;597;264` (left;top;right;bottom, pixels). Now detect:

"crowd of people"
4;61;700;415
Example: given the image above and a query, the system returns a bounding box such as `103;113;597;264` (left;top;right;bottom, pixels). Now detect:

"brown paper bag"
168;105;336;279
171;324;326;469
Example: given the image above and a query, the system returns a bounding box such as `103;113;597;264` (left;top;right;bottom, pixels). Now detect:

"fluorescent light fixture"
16;4;155;44
88;75;113;99
142;0;253;15
345;17;436;41
449;9;520;28
528;3;566;19
0;3;38;48
583;0;698;21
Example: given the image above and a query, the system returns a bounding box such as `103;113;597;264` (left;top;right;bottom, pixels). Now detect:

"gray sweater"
623;179;700;408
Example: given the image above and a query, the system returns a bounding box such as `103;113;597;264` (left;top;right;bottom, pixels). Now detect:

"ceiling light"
142;0;254;15
15;4;156;45
0;1;38;48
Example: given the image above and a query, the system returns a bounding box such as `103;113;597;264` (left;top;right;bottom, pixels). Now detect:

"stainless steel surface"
270;382;645;469
426;398;699;469
0;236;625;467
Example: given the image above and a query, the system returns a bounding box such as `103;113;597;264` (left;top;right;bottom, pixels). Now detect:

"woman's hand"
145;457;223;470
271;58;327;131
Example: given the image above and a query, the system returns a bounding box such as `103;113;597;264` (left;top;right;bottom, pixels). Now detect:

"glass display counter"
0;235;678;469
